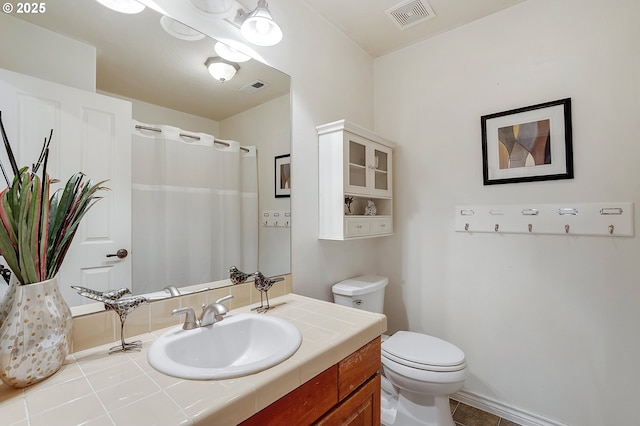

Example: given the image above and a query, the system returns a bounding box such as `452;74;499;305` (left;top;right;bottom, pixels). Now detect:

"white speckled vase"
0;274;72;388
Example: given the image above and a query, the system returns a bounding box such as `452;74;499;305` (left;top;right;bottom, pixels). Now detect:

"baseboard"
452;389;567;426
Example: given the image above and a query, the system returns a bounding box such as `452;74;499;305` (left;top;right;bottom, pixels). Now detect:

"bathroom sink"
147;313;302;380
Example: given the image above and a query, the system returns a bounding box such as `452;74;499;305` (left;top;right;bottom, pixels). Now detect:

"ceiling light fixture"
205;57;240;83
214;42;251;63
239;0;283;47
160;16;206;41
94;0;145;14
190;0;234;17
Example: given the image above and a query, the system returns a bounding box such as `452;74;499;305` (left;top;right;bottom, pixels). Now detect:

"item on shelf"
365;200;377;216
345;196;354;215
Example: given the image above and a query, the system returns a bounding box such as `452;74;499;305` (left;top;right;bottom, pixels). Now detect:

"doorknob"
106;249;128;259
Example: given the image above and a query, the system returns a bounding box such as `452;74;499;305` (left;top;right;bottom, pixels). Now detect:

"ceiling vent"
385;0;436;30
240;80;269;93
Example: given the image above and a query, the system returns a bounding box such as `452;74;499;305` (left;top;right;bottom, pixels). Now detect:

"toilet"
332;275;468;426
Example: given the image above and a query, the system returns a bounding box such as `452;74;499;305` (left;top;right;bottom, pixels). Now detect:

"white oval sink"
147;313;302;380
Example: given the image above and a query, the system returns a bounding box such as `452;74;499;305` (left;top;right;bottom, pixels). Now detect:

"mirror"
0;1;291;308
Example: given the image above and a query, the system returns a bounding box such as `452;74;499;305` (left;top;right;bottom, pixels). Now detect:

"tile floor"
450;399;522;426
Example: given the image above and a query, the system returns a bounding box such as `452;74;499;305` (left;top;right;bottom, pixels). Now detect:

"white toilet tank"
332;275;388;313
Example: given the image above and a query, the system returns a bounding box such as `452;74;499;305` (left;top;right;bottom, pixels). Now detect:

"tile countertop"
1;294;387;426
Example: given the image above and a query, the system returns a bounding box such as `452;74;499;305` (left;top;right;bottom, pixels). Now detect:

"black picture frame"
481;98;573;185
275;154;291;198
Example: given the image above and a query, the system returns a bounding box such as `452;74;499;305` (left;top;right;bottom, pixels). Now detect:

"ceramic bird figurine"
229;266;251;285
364;199;377;216
252;272;284;312
72;287;148;353
70;285;131;300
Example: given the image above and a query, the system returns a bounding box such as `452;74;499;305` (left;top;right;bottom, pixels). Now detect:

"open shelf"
344;196;392;217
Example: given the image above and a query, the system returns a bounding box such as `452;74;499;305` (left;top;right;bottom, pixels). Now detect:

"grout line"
450;399;459;415
451;398;523;426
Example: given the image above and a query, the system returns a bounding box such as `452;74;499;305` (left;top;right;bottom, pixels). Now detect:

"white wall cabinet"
317;119;395;240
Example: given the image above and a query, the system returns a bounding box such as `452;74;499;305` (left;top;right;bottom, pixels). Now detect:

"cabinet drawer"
338;337;381;400
370;218;392;235
345;218;370;236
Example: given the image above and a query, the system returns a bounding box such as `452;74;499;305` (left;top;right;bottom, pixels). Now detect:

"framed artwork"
275;154;291;198
481;98;573;185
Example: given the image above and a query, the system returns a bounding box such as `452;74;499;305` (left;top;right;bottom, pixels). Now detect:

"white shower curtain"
131;121;258;295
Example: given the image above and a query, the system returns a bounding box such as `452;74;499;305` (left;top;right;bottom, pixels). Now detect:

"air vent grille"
240;80;269;93
385;0;436;30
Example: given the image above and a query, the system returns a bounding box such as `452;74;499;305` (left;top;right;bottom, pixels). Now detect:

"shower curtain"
131;121;258;295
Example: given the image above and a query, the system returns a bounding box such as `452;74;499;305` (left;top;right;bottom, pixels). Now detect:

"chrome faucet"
199;295;234;327
172;307;199;330
164;285;181;297
172;295;234;329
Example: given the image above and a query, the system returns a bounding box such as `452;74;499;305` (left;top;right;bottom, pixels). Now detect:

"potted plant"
0;111;107;387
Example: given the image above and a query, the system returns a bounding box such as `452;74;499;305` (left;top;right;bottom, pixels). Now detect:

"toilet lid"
382;331;466;371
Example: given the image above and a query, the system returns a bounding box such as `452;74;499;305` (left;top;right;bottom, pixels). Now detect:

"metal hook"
565;224;570;234
528;224;532;233
608;225;614;235
464;223;469;231
494;224;499;232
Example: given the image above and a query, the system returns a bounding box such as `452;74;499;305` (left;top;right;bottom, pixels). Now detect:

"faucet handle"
199;295;234;313
199;295;234;326
215;294;234;305
172;307;199;330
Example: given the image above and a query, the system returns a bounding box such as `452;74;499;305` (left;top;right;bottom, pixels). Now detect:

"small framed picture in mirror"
275;154;291;197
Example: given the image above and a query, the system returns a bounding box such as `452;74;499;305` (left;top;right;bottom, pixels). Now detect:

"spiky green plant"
0;168;107;285
0;113;107;285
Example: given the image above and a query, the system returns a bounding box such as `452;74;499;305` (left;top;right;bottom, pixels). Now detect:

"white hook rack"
262;210;291;228
455;202;634;237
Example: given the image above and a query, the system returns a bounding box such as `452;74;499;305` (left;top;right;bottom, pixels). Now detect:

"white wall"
221;95;291;276
0;14;96;91
375;0;640;424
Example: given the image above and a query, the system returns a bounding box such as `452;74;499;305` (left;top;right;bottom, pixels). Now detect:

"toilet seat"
382;354;468;386
382;331;466;373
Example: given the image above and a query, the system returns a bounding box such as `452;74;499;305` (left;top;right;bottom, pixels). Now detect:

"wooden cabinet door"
315;374;381;426
240;366;338;426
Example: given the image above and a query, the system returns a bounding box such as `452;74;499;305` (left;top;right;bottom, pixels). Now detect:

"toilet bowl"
332;276;468;426
381;331;468;426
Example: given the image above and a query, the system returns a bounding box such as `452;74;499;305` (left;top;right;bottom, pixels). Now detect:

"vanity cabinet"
240;337;381;426
317;120;395;240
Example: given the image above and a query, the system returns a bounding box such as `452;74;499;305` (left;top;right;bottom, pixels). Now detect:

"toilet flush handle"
353;299;363;306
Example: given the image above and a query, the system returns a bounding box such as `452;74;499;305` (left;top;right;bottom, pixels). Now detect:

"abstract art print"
481;98;573;185
275;154;291;197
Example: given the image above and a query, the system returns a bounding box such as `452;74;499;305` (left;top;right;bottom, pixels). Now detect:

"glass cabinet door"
373;147;388;191
370;144;392;197
345;134;392;197
346;135;369;194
